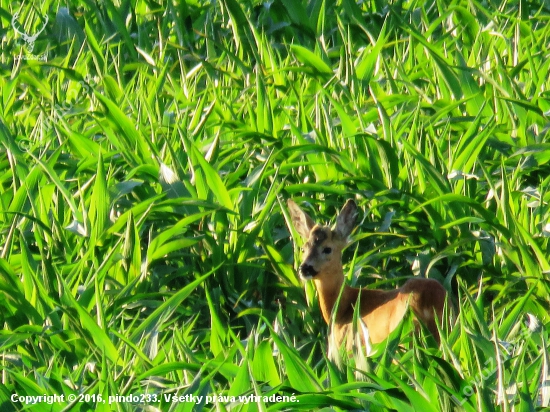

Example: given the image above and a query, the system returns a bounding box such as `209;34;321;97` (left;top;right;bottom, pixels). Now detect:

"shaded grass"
1;0;549;410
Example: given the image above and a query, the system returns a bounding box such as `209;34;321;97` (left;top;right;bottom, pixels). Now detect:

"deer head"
288;199;358;289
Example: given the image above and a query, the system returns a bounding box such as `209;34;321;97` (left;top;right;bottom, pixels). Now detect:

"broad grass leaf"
427;356;478;412
108;329;152;366
279;0;313;34
498;96;544;116
452;114;495;174
285;183;350;196
18;233;47;307
0;326;41;351
400;138;450;195
356;26;387;83
0;261;43;325
440;216;485;229
513;222;550;272
193;146;234;212
60;284;120;365
270;332;322;392
56;119;101;158
148;210;212;256
460;282;491;338
220;0;258;61
83;17;106;68
511;144;550;166
498;286;535;339
542;333;549;407
129;271;213;342
403;26;463;100
89;152;109;241
322;91;356;137
204;285;227;357
31;152;83;223
104;0;137;60
263;243;300;287
387;370;439;412
106;195;162;236
18;71;53;101
53;7;84;47
136;362;200;381
148;238;199;262
412;193;509;236
455;51;489;117
516;364;537;412
159;162;192;199
290;45;332;75
109;180;143;201
252;340;281;386
94;91;153;165
228;361;252;400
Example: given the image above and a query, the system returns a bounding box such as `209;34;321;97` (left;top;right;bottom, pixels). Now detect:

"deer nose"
299;263;318;279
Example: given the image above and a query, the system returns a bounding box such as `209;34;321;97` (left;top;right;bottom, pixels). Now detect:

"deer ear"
334;200;357;240
287;199;316;239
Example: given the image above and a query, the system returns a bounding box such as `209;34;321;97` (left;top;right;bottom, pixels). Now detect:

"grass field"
1;0;550;410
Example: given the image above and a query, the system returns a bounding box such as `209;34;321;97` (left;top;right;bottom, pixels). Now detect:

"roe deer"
288;199;447;356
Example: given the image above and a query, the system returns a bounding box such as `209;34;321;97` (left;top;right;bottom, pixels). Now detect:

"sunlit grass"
1;0;549;410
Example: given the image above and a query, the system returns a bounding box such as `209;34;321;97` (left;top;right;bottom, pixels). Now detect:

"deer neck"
313;267;355;324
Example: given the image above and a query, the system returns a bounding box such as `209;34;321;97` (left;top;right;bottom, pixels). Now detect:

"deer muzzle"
299;263;318;279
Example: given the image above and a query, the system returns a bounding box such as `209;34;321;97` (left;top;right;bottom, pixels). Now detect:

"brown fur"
288;199;447;353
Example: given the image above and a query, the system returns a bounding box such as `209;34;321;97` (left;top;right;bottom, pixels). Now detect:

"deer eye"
322;247;332;254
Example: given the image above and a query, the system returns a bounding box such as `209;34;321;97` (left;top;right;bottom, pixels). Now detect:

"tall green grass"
1;0;549;410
